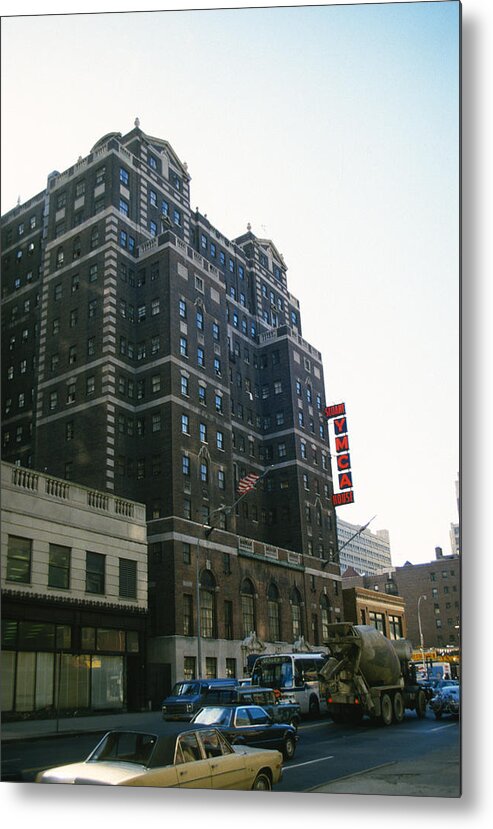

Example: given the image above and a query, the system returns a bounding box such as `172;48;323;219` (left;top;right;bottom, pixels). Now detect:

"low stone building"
341;585;406;640
1;461;148;717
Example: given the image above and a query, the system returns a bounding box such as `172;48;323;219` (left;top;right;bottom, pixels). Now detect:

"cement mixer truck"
319;623;427;725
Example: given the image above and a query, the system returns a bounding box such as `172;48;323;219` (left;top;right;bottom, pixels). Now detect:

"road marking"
427;722;459;733
299;721;335;731
283;754;334;770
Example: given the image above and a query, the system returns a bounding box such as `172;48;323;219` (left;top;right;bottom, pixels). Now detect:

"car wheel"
393;691;405;723
381;693;393;726
283;735;296;761
416;689;427;719
252;772;272;791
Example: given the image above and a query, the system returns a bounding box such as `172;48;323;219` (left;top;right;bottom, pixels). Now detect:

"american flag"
237;473;260;494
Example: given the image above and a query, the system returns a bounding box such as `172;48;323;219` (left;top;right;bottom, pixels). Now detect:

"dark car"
161;678;237;721
209;685;301;730
192;704;298;760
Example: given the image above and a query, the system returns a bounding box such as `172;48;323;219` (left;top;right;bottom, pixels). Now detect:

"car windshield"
88;731;157;766
194;707;232;726
171;682;200;696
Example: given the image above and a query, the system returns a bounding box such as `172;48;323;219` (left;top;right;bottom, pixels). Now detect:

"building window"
291;588;303;640
119;167;129;185
214;357;221;377
217;469;226;490
183;656;196;680
47;544;71;589
86;551;105;595
200;460;209;483
321;595;331;641
181;375;189;397
268;583;281;641
225;658;236;678
66;421;74;441
369;611;386;634
200;570;216;640
199;422;207;443
182;455;190;476
181;414;189;434
7;536;32;584
224;601;234;640
205;657;217;679
240;578;256;636
183;594;193;636
183;499;192;520
119;198;129;217
173;208;182;226
197;347;205;367
388;615;403;640
183;543;191;565
278;442;287;459
119;558;137;599
216;430;224;450
180;337;188;358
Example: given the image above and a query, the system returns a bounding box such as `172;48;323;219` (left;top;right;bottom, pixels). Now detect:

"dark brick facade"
2;125;342;683
342;550;460;651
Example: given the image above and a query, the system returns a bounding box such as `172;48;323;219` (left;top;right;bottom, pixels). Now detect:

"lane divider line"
283;754;334;770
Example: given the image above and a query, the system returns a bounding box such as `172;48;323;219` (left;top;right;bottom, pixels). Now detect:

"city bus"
250;652;329;717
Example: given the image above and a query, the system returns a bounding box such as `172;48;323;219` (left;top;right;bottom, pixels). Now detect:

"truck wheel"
309;696;320;718
393;691;405;723
381;693;393;725
416;689;427;720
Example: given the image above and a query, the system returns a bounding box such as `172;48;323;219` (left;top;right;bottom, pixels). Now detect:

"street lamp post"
417;594;427;678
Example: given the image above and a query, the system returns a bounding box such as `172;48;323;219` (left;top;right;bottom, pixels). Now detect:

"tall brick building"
2;123;342;701
342;547;460;653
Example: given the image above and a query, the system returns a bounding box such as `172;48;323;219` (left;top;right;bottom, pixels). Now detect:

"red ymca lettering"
335;435;349;452
338;472;353;490
337;453;351;471
333;417;347;435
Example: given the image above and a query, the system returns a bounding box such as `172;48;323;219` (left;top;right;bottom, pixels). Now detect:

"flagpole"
321;514;377;569
204;466;272;539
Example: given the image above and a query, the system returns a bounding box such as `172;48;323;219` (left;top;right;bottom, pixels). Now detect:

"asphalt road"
278;710;459;793
1;709;459;794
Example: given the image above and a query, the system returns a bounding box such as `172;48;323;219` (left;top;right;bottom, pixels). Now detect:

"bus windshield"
252;657;293;689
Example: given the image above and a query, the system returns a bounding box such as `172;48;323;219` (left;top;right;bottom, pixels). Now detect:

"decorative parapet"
3;462;145;525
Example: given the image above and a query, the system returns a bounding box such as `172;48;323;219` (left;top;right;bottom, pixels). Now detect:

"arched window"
240;578;256;637
267;582;281;642
200;570;216;639
290;587;303;640
320;594;331;642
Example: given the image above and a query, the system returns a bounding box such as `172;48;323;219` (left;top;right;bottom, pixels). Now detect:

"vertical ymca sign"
324;403;355;506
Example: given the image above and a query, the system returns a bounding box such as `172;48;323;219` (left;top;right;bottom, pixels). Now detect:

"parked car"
161;678;237;721
36;722;283;791
204;685;301;730
430;684;460;720
192;704;298;760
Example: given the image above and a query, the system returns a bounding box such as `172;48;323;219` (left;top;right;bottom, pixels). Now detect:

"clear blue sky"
1;1;460;566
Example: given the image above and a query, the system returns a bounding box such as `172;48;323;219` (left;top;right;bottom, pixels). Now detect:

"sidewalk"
2;709;163;742
310;743;461;798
